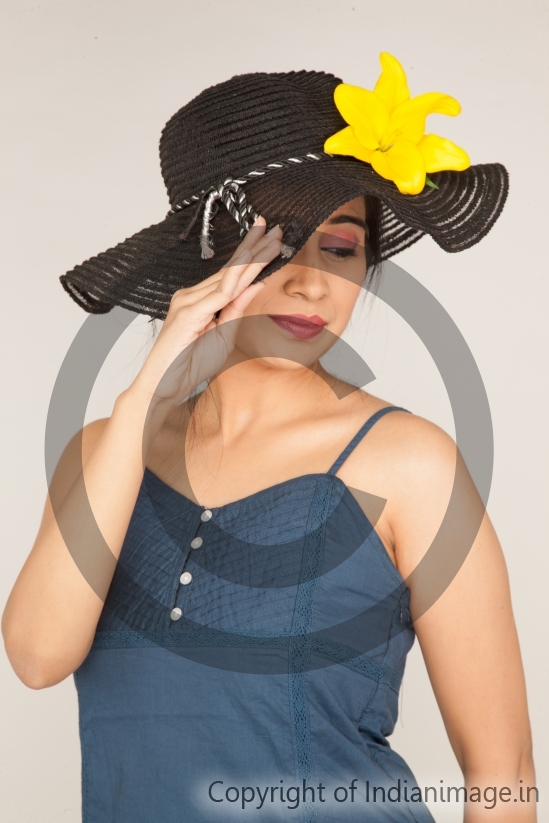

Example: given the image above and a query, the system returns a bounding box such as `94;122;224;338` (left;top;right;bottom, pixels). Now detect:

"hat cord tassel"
171;151;335;261
197;179;260;260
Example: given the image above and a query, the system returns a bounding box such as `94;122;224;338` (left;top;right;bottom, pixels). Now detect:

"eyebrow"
325;214;369;234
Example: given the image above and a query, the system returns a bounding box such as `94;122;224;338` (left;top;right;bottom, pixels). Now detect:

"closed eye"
322;247;358;259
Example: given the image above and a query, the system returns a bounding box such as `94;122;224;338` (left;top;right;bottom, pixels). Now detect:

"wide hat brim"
60;156;508;320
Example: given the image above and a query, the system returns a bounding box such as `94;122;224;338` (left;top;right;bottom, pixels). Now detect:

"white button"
201;509;213;522
180;571;193;585
170;607;182;621
190;537;203;549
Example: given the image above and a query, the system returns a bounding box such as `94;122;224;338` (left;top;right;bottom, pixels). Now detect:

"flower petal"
369;149;393;181
333;83;389;148
389;92;462;144
324;126;374;162
373;52;410;113
371;140;426;194
417;133;470;172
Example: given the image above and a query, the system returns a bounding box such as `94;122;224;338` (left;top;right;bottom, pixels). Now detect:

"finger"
228;222;284;265
168;225;281;315
215;248;254;297
169;240;251;294
226;226;283;273
229;238;282;295
222;218;283;270
217;237;281;302
214;281;267;349
226;215;267;260
180;223;282;296
220;280;267;322
204;217;266;281
180;250;258;323
169;244;261;309
170;277;227;306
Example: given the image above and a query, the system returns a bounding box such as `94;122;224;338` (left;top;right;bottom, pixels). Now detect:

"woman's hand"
131;216;282;407
1;216;282;689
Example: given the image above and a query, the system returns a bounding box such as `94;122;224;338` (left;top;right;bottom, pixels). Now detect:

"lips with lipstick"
268;314;327;340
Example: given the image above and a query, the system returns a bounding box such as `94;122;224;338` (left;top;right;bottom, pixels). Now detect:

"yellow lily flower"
324;53;471;195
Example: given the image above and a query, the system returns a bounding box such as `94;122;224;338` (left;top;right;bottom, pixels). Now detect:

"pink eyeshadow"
320;230;359;246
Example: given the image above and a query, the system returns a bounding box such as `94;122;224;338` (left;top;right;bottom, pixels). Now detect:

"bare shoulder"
369;407;457;477
46;417;111;485
37;418;110;537
339;399;465;572
372;408;460;513
354;405;461;514
52;416;111;493
344;394;457;473
81;417;110;456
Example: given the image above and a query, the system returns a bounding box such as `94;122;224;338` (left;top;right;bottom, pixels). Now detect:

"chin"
253;356;317;373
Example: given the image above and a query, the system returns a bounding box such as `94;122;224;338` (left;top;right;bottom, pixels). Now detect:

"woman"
2;57;536;822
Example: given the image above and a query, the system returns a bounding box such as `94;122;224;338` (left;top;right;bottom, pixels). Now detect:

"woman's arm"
386;415;536;823
1;390;170;689
1;220;282;689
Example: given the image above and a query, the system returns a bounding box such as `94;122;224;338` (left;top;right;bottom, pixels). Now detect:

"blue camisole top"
74;405;436;822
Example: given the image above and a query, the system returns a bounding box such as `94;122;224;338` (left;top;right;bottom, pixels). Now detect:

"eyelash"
321;247;357;259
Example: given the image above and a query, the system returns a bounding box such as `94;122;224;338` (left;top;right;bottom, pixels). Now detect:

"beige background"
1;1;548;821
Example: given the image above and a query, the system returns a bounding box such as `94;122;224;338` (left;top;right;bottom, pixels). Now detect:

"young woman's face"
234;196;369;370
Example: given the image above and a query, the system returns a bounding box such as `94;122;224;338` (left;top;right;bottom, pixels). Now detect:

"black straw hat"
60;70;509;320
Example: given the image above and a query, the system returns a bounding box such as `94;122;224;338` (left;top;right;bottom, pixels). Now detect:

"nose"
281;250;330;303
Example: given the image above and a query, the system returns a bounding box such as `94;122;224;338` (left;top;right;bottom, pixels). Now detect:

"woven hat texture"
60;70;509;320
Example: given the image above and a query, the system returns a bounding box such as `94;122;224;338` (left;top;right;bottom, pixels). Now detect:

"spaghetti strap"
327;405;411;476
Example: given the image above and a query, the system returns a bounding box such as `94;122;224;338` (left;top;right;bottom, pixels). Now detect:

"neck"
190;350;342;443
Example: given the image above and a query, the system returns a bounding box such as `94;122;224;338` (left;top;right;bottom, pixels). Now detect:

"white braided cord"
168;151;333;213
169;151;334;259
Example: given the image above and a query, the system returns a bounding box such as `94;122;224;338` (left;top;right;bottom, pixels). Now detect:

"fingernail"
266;224;280;235
252;215;265;227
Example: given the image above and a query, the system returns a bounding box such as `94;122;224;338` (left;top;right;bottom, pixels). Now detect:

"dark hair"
363;193;383;291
